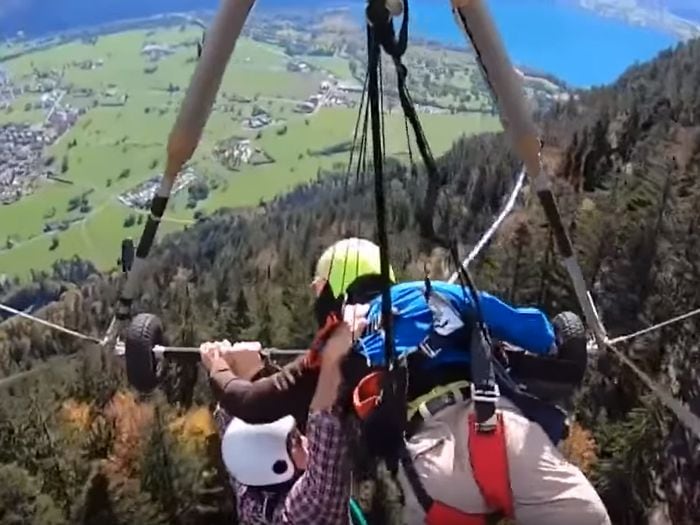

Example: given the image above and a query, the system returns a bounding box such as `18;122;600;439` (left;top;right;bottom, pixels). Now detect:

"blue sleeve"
477;291;555;355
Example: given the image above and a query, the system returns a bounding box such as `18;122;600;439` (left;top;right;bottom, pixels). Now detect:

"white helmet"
221;415;296;487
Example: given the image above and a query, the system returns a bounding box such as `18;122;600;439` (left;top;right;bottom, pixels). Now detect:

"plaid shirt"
215;407;351;525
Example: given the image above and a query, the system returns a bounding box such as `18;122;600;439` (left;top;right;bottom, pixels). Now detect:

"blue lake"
0;0;682;88
351;0;679;88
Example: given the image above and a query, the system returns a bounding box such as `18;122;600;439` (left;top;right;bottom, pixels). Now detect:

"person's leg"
397;402;489;525
397;400;611;525
500;398;610;525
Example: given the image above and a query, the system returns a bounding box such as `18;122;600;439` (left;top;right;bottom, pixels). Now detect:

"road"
45;90;66;123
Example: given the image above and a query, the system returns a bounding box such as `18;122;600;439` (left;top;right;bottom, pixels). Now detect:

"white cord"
448;167;526;283
0;303;101;344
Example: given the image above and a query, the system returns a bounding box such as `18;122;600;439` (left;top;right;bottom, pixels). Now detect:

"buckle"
418;340;442;358
471;382;500;403
418;384;470;420
419;391;450;420
471;383;500;432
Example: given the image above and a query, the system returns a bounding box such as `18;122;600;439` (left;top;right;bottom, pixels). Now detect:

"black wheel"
125;313;163;393
510;312;588;405
552;311;588;382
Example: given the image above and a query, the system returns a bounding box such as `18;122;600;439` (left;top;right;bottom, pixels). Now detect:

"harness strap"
401;395;514;524
469;324;499;431
399;442;435;512
349;497;368;525
306;313;342;368
468;412;514;518
406;382;471;438
426;502;496;525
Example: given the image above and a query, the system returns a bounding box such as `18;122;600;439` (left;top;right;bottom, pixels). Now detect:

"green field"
0;26;501;281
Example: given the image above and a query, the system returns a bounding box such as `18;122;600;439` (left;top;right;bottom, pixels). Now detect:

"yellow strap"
406;380;471;421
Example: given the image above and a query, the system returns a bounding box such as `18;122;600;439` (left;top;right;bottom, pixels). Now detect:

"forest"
1;35;700;525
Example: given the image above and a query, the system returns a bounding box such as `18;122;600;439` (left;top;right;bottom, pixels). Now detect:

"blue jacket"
355;281;555;368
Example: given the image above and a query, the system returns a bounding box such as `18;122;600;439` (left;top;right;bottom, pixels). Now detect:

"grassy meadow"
0;25;500;280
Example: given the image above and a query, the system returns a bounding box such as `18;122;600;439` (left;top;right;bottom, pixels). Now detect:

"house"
296;101;316;114
287;61;311;73
141;44;174;61
337;81;364;93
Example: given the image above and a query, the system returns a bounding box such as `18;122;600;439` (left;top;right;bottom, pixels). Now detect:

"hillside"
0;10;504;280
2;33;700;525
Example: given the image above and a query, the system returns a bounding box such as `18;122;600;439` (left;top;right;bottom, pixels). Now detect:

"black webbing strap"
470;327;499;431
135;195;168;258
363;3;410;476
399;442;434;513
370;0;443;241
451;249;504;431
367;1;502;428
365;15;396;371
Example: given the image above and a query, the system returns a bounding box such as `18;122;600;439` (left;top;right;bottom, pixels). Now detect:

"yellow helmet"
314;238;396;298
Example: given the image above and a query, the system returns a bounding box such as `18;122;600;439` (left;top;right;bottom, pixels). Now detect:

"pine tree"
217;290;253;341
72;464;118;525
234;289;252;336
97;471;168;525
507;221;531;304
70;349;120;407
0;403;19;464
83;414;114;461
594;398;669;524
141;404;178;523
24;396;74;513
0;463;66;525
255;297;274;347
162;275;200;408
179;433;235;525
279;267;314;348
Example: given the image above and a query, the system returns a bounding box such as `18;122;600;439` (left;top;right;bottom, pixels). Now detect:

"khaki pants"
397;399;611;525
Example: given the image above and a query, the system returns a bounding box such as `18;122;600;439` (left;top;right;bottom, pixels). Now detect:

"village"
0;15;570;217
0;33;364;209
0;48;148;206
118;167;198;210
248;10;570;115
0;103;83;205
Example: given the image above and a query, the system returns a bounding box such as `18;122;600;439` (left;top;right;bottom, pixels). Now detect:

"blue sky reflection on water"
0;0;682;88
379;0;679;87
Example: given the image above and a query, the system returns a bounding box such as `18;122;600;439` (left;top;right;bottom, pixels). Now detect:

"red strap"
425;502;488;525
304;313;341;368
468;412;514;518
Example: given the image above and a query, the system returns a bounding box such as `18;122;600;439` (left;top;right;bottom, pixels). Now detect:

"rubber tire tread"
125;313;163;393
517;312;588;404
552;311;587;381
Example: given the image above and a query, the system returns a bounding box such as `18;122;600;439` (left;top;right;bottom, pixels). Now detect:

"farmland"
0;12;506;280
